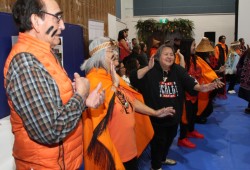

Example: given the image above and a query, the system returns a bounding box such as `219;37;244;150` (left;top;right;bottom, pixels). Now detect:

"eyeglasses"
40;11;63;23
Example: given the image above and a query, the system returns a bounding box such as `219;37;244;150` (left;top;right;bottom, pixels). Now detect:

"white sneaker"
161;158;177;165
228;90;236;94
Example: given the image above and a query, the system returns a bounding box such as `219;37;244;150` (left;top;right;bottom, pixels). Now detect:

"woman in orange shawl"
80;37;175;170
178;38;224;148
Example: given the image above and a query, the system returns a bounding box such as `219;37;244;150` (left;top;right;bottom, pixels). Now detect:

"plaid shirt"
5;52;85;145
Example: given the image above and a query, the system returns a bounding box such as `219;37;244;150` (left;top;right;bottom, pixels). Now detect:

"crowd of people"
3;0;250;170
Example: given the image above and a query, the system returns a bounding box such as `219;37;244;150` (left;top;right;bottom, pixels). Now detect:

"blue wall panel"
61;24;85;80
0;12;18;119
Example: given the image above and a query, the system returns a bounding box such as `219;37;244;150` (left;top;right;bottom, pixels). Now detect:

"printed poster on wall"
88;20;104;41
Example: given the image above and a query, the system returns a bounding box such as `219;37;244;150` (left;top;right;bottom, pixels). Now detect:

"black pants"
179;100;198;139
150;123;178;169
198;98;214;119
123;157;138;170
227;74;237;91
217;73;226;95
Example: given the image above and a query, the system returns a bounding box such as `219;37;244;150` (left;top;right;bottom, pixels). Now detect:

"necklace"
115;89;131;114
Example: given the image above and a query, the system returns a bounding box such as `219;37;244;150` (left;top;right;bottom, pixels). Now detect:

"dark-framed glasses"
40;11;63;23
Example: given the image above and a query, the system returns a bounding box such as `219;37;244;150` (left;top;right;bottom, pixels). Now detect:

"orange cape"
83;68;154;170
181;57;218;124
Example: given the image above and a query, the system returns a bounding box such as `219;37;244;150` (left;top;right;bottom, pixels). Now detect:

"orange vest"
83;68;154;170
4;33;83;169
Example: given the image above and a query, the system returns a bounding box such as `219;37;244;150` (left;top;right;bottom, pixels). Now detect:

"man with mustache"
3;0;105;169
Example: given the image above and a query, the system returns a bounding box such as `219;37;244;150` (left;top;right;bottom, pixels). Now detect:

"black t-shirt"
130;61;198;126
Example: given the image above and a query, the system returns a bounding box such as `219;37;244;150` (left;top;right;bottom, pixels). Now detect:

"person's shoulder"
11;52;38;67
7;52;41;76
171;64;188;77
172;63;185;71
119;38;126;43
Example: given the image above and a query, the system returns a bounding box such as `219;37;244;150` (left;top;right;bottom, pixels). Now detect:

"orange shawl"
83;68;154;170
182;57;218;124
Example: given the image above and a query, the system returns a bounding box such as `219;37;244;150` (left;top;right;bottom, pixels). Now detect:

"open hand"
213;78;225;88
86;82;105;108
148;57;155;70
154;106;175;118
176;49;184;59
219;65;226;73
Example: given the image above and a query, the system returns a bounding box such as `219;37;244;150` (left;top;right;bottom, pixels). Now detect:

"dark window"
133;0;235;16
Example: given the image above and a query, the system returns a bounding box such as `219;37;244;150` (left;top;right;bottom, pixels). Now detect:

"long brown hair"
179;38;197;71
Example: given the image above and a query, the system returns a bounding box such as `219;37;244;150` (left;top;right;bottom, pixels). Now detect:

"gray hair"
80;37;111;74
154;44;174;61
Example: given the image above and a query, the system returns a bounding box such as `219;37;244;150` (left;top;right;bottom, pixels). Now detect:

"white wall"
108;13;127;41
108;13;117;40
0;116;15;170
238;0;250;45
120;0;235;46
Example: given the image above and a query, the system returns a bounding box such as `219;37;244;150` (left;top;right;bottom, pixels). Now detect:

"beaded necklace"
115;89;133;114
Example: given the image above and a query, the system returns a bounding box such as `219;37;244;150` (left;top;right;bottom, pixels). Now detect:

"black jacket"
130;61;198;126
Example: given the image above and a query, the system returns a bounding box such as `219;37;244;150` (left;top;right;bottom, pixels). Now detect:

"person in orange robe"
80;37;175;170
178;37;224;148
195;37;224;123
214;35;228;99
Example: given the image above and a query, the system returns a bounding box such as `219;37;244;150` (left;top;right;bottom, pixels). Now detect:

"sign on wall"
88;20;104;41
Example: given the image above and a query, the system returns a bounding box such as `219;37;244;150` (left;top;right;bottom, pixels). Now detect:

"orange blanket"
83;68;154;170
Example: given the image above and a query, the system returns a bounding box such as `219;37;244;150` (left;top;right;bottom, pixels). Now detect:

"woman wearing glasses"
81;37;175;170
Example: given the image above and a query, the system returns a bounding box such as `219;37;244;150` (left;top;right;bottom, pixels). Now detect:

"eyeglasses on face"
39;11;63;23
